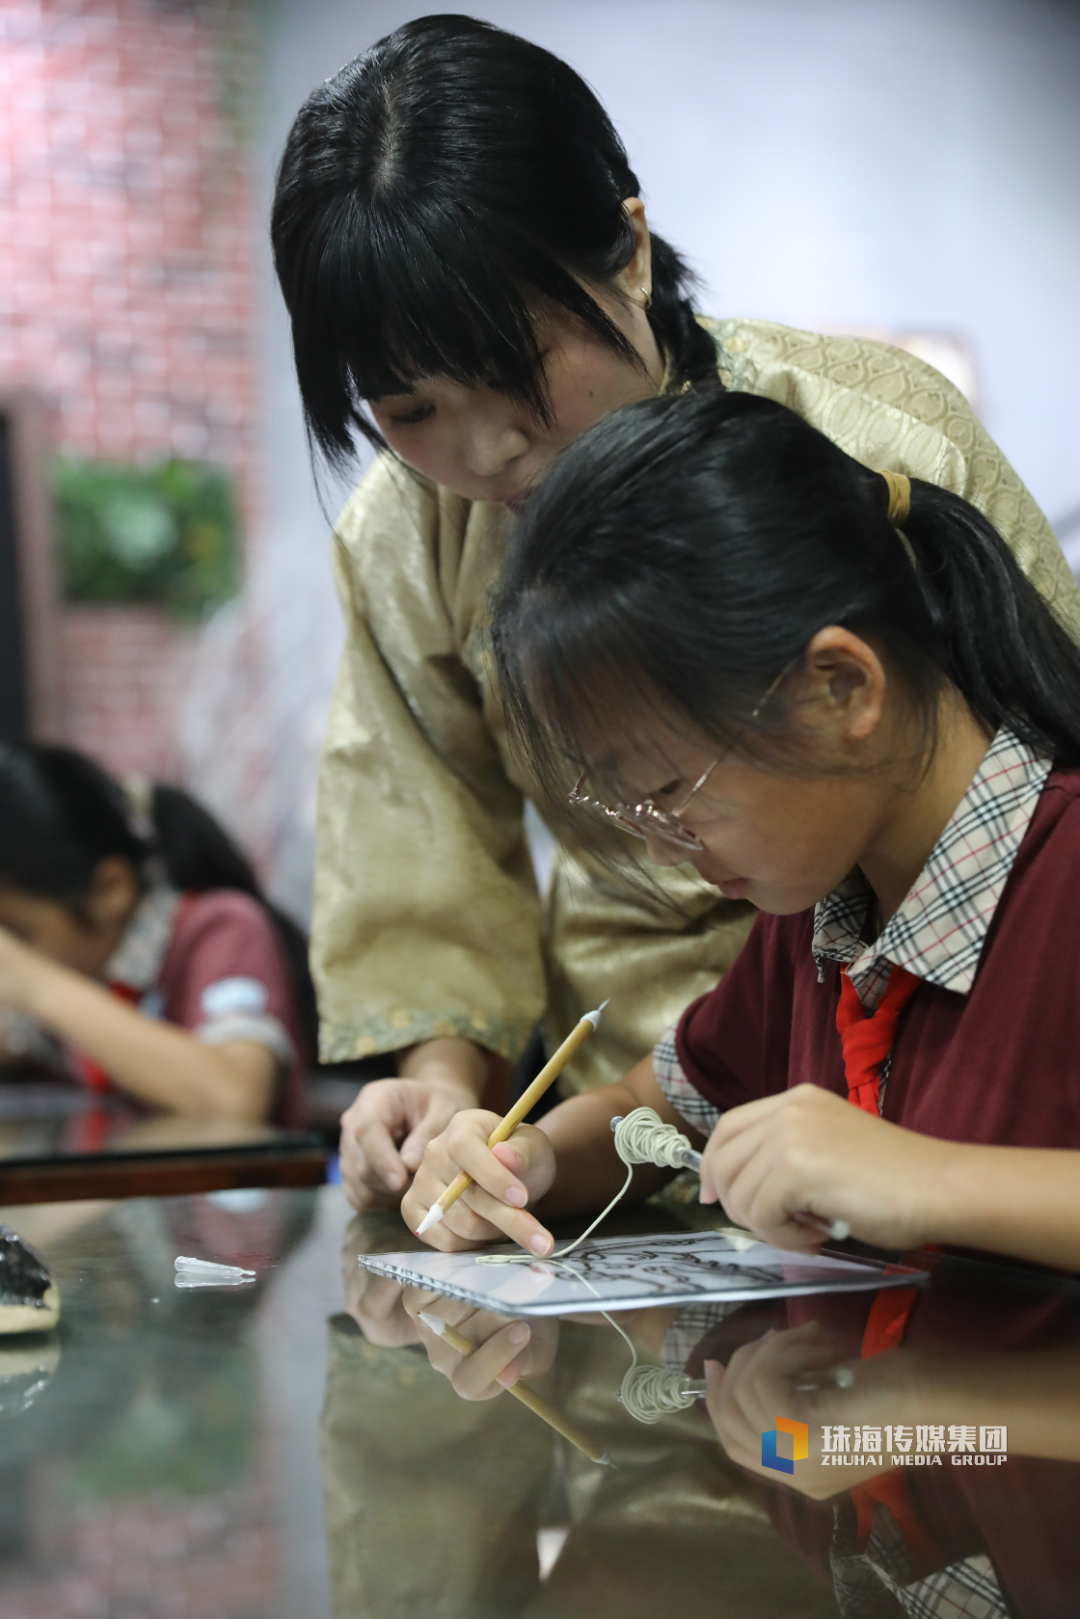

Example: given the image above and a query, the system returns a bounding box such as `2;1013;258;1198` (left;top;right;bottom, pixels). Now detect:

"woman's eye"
486;350;550;394
652;781;683;805
386;403;435;427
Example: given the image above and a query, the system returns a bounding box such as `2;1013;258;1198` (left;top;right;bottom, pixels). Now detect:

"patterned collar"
104;883;181;992
813;729;1052;1010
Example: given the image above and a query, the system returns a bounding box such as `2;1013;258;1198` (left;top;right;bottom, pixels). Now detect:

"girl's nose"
642;831;689;869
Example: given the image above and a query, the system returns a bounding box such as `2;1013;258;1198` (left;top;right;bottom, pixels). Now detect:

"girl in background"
272;14;1080;1211
403;389;1080;1278
0;745;313;1124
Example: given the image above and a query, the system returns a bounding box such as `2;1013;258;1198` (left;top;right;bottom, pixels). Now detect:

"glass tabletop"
0;1081;323;1162
1;1186;1077;1618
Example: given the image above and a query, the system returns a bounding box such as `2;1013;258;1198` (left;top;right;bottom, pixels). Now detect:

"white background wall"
232;0;1080;915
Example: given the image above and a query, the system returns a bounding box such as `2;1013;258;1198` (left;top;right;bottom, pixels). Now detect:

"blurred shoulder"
172;889;276;948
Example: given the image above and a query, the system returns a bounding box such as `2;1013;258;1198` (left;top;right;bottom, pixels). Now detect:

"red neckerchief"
833;961;943;1567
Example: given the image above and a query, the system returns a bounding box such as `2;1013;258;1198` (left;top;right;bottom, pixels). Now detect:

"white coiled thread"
618;1363;708;1422
612;1108;699;1172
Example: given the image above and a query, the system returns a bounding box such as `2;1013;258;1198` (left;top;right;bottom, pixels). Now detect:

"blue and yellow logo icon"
762;1418;809;1475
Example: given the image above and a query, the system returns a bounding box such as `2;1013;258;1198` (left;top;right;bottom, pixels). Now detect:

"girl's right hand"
404;1289;560;1400
401;1110;557;1254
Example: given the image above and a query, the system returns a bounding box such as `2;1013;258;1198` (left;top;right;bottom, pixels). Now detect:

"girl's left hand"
705;1323;908;1499
699;1084;946;1253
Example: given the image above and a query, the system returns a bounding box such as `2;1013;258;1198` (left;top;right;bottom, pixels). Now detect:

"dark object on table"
0;1221;60;1332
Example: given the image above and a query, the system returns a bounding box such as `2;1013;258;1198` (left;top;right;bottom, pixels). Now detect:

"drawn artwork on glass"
357;1230;928;1317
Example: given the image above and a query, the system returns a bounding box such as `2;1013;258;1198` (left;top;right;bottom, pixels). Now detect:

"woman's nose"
462;419;529;481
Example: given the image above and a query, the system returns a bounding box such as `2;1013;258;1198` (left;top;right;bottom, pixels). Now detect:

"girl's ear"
801;627;887;746
84;857;141;932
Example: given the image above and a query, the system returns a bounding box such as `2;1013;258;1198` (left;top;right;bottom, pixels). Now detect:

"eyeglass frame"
565;663;793;853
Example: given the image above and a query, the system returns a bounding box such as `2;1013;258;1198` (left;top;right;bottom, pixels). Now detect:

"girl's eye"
386;403;435;427
651;781;683;805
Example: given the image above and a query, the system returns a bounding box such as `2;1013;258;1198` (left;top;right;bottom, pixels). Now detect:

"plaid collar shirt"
812;728;1052;1015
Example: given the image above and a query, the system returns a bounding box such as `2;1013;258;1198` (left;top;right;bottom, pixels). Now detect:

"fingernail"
529;1233;552;1256
504;1186;527;1207
497;1366;520;1387
386;1173;404;1191
509;1322;530;1346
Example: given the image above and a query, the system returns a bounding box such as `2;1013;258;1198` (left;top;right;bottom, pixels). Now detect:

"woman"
404;389;1080;1277
271;14;1080;1209
0;745;311;1123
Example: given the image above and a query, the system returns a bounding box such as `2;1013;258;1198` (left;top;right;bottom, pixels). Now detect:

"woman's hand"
339;1076;480;1210
699;1084;946;1253
404;1288;559;1400
340;1215;422;1347
401;1110;557;1254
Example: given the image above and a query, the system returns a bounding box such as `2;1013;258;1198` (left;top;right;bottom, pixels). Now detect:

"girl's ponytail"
900;480;1080;765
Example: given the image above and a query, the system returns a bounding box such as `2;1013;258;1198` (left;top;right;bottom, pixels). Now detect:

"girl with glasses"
272;14;1080;1215
404;388;1080;1280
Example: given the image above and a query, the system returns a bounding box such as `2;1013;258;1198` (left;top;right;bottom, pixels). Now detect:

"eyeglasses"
566;664;793;853
567;758;720;852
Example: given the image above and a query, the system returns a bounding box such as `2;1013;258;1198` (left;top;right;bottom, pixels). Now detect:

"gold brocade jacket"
313;317;1080;1092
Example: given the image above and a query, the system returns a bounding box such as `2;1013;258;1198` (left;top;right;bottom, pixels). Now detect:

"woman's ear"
614;197;653;306
801;627;887;747
84;857;141;933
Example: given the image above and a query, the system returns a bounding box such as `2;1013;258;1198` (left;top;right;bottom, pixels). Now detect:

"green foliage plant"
52;458;242;619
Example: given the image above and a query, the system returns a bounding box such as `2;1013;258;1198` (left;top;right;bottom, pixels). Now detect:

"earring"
640;287;652;311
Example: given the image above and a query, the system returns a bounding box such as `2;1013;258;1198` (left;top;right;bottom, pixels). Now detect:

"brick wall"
0;0;258;789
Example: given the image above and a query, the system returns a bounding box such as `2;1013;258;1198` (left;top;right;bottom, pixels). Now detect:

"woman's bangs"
340;210;552;416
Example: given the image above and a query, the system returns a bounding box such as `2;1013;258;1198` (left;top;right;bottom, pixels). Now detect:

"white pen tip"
583;999;610;1030
418;1310;446;1336
416;1204;444;1237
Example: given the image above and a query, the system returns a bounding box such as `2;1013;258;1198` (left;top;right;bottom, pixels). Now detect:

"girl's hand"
0;926;54;1016
404;1288;559;1400
401;1110;557;1254
705;1323;880;1499
699;1084;946;1253
706;1322;931;1499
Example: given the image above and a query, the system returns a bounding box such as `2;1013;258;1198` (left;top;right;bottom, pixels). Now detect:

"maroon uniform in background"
74;887;306;1125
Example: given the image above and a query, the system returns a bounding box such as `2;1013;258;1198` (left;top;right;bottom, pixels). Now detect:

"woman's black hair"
271;13;717;469
492;389;1080;809
0;746;317;1060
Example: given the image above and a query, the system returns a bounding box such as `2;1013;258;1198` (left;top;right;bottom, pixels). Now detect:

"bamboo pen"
418;1310;610;1465
415;1002;607;1237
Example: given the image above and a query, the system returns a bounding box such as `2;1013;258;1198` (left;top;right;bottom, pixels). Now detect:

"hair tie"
123;773;155;843
880;468;911;527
